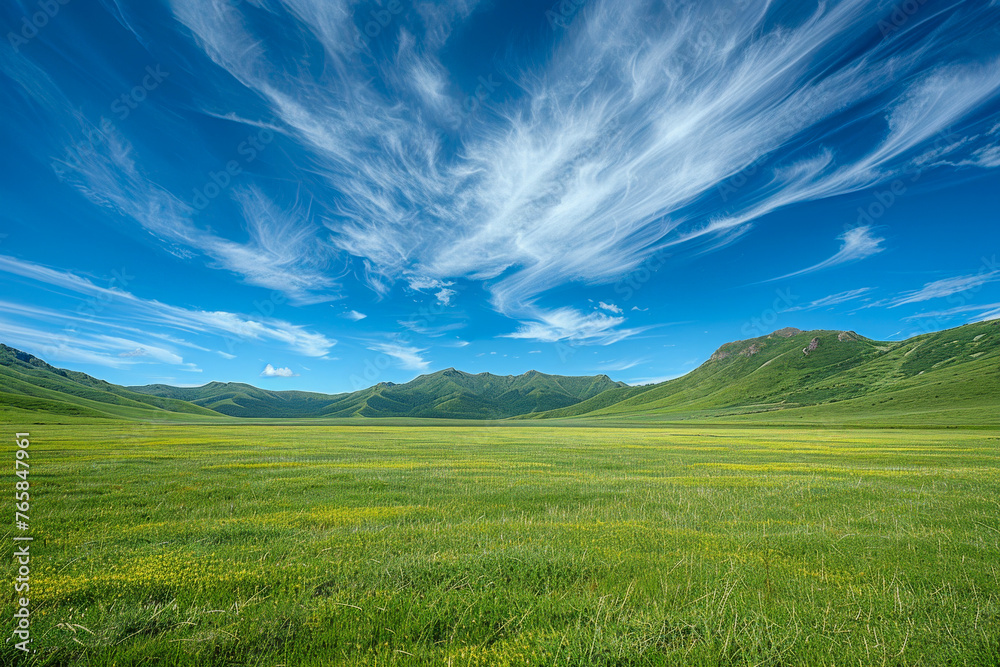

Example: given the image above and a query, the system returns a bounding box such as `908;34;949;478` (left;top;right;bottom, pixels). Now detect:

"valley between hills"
3;321;997;426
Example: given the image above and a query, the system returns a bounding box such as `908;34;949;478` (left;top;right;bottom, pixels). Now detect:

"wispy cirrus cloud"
595;358;648;372
0;255;337;358
787;287;873;311
367;343;431;371
54;126;341;304
397;319;466;337
598;302;623;315
11;0;1000;345
903;302;1000;322
52;0;974;344
627;373;685;386
772;228;885;281
406;278;458;307
340;309;367;321
0;49;340;305
502;307;645;345
888;271;1000;307
0;317;201;371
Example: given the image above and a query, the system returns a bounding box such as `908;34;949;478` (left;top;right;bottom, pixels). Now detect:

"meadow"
3;423;999;666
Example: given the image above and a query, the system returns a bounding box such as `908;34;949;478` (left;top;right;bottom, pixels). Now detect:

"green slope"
0;345;222;421
5;320;997;425
129;381;350;418
351;369;625;419
526;322;1000;425
0;343;625;421
129;368;626;419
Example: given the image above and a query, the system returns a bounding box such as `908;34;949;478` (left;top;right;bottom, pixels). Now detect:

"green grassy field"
3;423;999;666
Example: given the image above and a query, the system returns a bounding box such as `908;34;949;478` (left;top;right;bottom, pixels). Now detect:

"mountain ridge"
123;368;627;419
0;344;221;420
2;320;998;424
521;321;1000;424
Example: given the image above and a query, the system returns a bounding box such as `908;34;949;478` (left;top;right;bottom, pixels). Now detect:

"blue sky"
1;0;999;393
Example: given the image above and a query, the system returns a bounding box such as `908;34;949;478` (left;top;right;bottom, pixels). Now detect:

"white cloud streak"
0;255;337;358
502;307;644;345
340;309;368;321
54;127;341;303
888;271;1000;307
0;317;201;371
786;287;873;311
903;301;1000;321
596;358;647;372
773;228;885;281
598;302;623;315
367;343;431;371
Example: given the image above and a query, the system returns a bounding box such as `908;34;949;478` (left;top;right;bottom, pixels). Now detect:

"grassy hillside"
343;369;625;419
0;344;222;421
526;321;1000;425
4;320;997;425
129;381;353;419
129;369;626;419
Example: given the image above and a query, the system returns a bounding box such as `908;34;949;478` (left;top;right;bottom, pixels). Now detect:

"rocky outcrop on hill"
771;327;803;338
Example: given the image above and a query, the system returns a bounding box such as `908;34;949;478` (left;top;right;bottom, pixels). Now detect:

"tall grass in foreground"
2;424;998;665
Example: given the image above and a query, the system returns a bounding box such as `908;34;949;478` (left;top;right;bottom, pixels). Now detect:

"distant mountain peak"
771;327;803;338
1;344;45;367
710;327;863;362
524;320;1000;422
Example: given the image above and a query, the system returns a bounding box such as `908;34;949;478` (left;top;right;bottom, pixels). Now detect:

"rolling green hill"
3;320;998;424
524;321;1000;425
128;381;355;419
128;369;626;419
0;344;222;421
0;342;625;421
